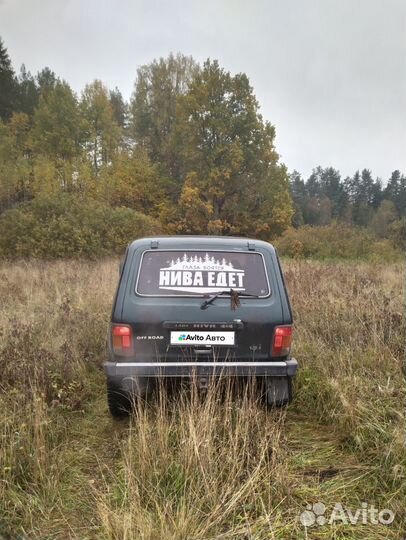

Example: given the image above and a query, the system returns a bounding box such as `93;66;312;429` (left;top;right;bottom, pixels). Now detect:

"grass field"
0;259;404;539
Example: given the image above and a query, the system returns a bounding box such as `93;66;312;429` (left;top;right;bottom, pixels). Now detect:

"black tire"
265;376;293;408
107;381;132;418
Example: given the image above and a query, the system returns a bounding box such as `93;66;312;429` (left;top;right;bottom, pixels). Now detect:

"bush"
274;223;402;261
388;217;406;251
0;195;162;258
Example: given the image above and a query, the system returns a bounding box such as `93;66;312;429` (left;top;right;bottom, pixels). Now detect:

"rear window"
135;250;270;297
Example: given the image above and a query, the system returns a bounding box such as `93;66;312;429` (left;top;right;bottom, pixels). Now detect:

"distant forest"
0;36;404;258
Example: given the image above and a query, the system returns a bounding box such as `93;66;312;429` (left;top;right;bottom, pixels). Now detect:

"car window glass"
136;250;270;297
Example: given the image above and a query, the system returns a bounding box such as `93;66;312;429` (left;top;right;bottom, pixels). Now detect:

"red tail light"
271;325;293;357
112;325;133;355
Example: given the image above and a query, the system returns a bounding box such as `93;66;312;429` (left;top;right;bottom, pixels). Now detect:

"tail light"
271;325;293;357
112;325;133;355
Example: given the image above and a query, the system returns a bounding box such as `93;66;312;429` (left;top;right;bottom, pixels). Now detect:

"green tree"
109;87;127;128
32;81;84;192
17;64;39;116
398;175;406;217
384;170;406;216
370;178;383;209
289;170;305;227
319;167;347;218
0;37;17;121
319;196;332;225
369;200;397;238
131;53;198;174
384;170;401;201
388;218;406;250
33;80;83;161
356;169;375;225
0;120;16;210
81;80;121;174
0;114;35;211
37;67;58;96
304;167;347;223
170;59;292;237
344;169;376;226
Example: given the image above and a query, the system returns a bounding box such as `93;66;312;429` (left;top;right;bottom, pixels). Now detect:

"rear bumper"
104;358;298;379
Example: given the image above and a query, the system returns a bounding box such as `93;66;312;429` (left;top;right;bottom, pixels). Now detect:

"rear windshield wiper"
200;289;259;310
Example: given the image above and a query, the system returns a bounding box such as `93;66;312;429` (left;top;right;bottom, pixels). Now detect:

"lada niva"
105;236;297;416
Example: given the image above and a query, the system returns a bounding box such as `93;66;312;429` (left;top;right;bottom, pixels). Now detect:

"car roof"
128;235;276;253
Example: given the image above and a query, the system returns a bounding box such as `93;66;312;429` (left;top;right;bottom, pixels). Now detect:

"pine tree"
385;171;406;217
319;167;347;218
398;175;406;217
109;87;127;128
289;171;306;227
37;67;58;96
0;37;17;121
17;64;39;115
303;167;347;223
354;169;375;225
370;178;383;210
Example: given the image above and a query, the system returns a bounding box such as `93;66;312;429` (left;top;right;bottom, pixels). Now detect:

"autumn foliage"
0;45;293;257
0;39;404;258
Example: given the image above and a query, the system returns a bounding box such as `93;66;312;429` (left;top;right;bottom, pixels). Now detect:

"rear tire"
107;381;132;418
266;376;293;408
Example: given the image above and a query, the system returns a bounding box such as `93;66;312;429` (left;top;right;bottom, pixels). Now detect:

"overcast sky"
1;0;405;180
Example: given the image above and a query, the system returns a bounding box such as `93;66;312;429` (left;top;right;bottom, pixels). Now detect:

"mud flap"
266;376;292;407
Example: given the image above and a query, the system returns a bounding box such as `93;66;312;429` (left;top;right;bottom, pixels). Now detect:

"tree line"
0;36;404;257
0;37;291;244
290;167;405;239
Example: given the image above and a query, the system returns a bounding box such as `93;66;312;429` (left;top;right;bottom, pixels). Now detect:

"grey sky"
1;0;405;180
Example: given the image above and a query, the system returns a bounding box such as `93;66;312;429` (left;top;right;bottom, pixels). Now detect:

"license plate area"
170;331;235;346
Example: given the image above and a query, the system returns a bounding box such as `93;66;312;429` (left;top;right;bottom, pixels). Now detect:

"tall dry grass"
287;262;404;458
0;258;404;539
95;385;291;540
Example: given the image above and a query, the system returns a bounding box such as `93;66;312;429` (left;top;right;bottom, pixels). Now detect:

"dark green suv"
105;236;297;416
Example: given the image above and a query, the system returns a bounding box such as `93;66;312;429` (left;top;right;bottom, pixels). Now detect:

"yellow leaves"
207;219;230;234
254;222;271;237
180;183;200;206
0;57;296;246
8;112;32;154
99;152;165;214
31;157;59;197
167;61;294;238
175;173;213;233
267;189;294;238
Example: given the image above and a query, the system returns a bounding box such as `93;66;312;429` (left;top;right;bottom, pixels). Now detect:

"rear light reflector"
271;325;293;357
112;325;133;354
